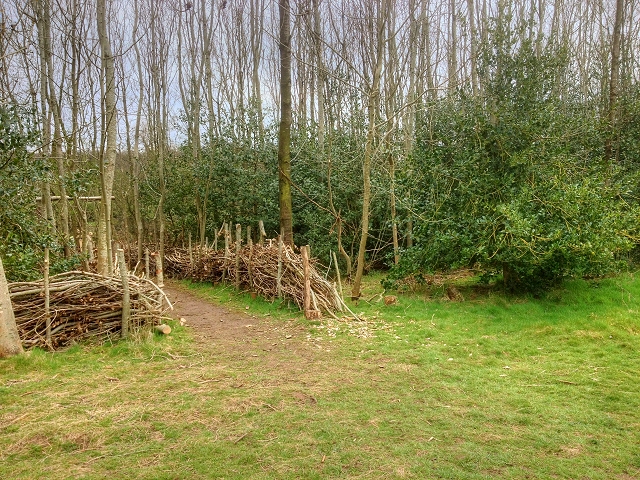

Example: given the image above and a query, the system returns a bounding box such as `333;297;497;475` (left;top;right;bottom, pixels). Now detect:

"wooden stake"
117;249;130;339
87;235;94;263
246;225;253;248
224;222;230;256
277;231;283;299
188;232;193;267
248;242;254;292
222;222;230;282
301;245;322;319
152;251;164;291
302;245;311;313
332;250;343;300
258;220;266;245
44;247;51;348
144;248;150;278
235;223;242;290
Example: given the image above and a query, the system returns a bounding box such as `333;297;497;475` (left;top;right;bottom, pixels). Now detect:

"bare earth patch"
163;280;275;345
163;280;390;351
161;280;337;374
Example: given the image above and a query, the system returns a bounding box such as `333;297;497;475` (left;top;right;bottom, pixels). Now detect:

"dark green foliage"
0;105;81;281
159;129;281;244
393;37;639;291
145;117;393;272
618;86;640;167
0;105;43;280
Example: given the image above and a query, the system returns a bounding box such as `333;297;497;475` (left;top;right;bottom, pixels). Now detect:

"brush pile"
9;271;167;350
145;243;344;314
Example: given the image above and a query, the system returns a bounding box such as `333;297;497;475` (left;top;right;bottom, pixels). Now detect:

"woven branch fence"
9;270;168;350
137;242;345;316
7;236;347;351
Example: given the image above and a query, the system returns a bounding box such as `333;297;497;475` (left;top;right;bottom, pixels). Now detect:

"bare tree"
96;0;117;275
351;0;389;300
278;0;293;245
605;0;625;162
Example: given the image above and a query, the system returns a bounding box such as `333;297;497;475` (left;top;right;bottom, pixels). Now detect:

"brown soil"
163;281;263;342
160;281;355;394
161;280;313;356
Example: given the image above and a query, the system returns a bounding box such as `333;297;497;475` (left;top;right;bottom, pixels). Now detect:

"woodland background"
1;0;639;293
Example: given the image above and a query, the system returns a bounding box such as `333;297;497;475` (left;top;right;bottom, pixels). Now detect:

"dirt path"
161;280;353;397
161;280;317;360
163;281;265;343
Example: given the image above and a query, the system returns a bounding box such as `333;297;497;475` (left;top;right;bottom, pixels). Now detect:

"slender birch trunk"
96;0;117;276
351;0;388;300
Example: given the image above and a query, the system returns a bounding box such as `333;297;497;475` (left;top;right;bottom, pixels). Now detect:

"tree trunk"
467;0;479;95
312;0;325;150
448;0;458;90
385;5;400;265
250;0;265;138
351;0;388;300
278;0;294;246
132;0;145;264
33;0;56;235
96;0;117;276
605;0;625;163
40;0;70;257
0;256;23;358
148;7;167;268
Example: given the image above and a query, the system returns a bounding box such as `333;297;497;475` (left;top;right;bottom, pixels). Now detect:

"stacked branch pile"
145;243;343;315
9;271;166;350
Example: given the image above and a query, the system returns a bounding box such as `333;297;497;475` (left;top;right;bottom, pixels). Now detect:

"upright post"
332;250;343;299
222;222;230;281
258;220;266;246
87;234;95;264
246;227;252;290
301;245;321;319
302;246;311;314
44;247;51;348
277;231;284;299
248;242;254;292
153;252;164;306
144;248;150;278
235;223;242;290
224;222;230;256
188;232;193;267
117;249;130;339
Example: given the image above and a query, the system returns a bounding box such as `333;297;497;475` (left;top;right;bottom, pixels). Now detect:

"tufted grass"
1;273;639;479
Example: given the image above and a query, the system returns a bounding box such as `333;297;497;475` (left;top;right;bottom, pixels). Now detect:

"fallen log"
155;324;172;335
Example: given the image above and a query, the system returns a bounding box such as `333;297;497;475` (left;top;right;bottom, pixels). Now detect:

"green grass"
1;274;639;479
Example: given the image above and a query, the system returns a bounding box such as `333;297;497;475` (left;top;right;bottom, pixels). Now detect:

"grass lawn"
1;273;639;479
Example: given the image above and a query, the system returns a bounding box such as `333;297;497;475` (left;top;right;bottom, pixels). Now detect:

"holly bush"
393;38;639;291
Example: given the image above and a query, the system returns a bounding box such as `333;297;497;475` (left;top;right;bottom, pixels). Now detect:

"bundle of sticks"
149;243;344;315
9;271;167;350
